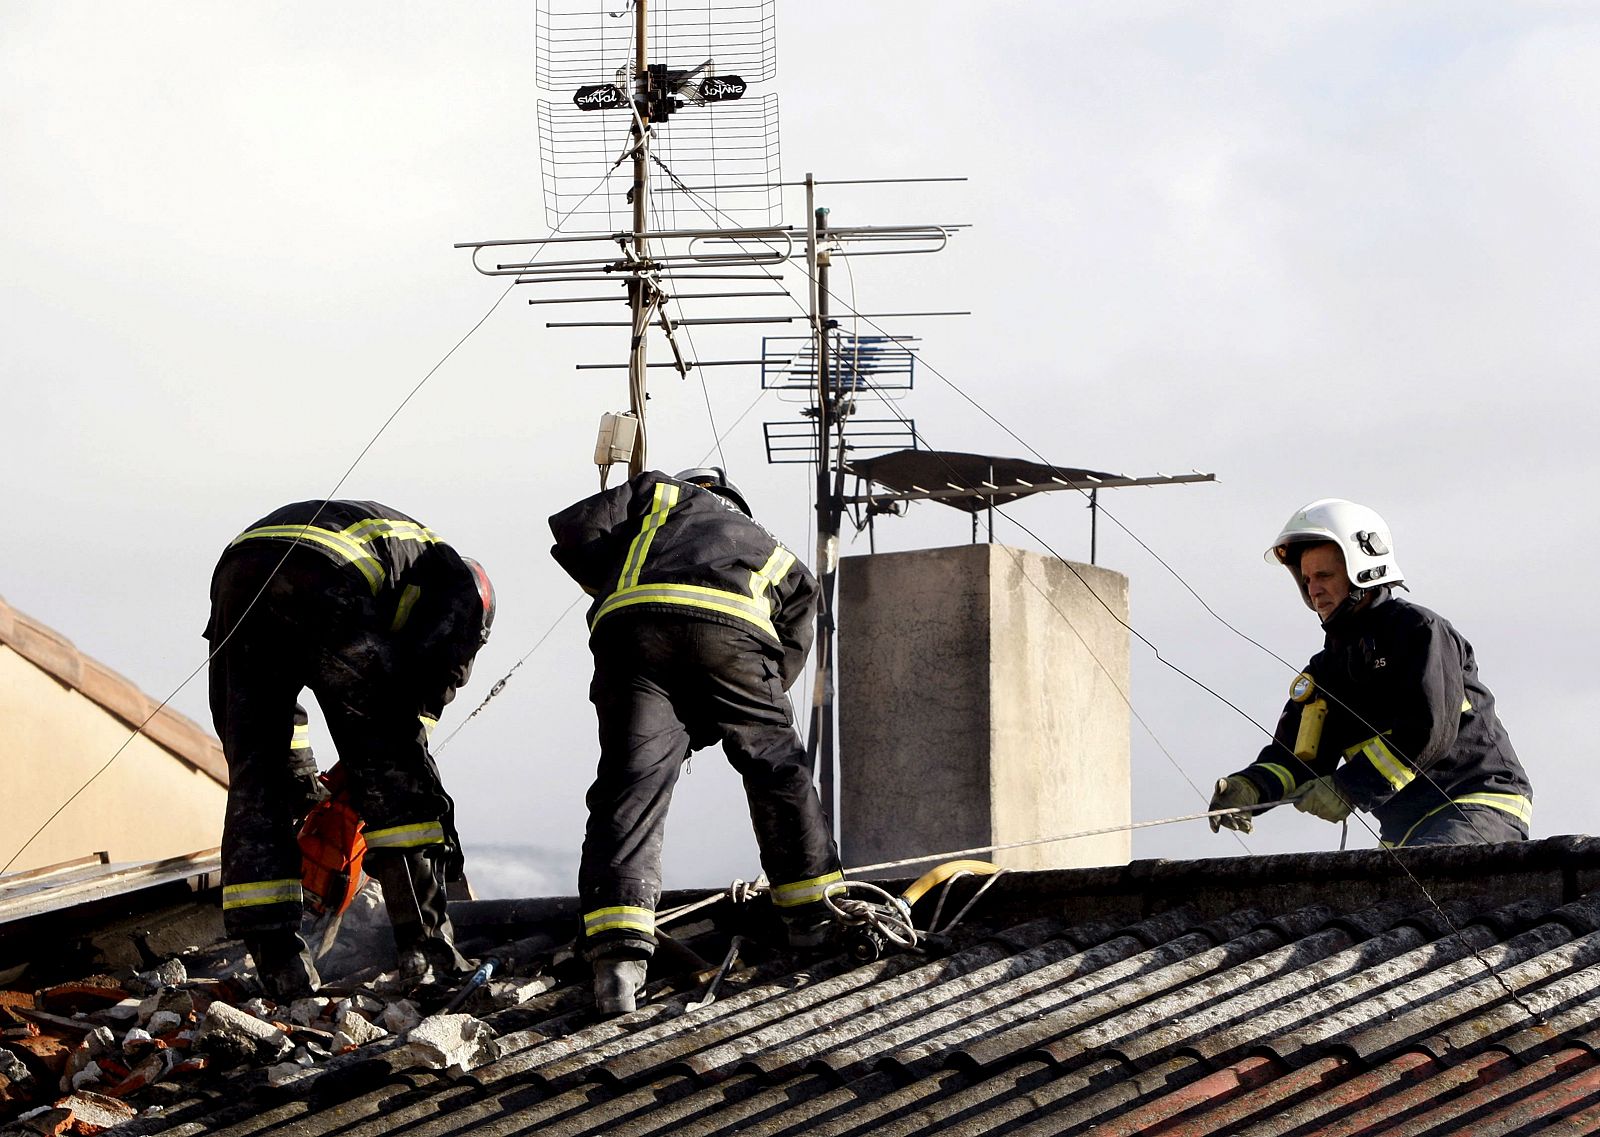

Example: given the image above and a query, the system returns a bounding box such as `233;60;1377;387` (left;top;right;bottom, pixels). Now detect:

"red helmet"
460;556;495;642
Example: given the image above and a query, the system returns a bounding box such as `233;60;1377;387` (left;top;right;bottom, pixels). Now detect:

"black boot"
365;847;469;983
244;930;320;1002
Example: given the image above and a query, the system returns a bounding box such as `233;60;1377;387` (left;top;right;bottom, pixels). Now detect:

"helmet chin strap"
1320;585;1379;629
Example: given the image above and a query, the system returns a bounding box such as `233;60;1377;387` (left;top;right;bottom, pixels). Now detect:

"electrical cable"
433;595;585;755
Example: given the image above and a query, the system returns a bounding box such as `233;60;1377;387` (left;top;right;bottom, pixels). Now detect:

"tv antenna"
457;0;788;478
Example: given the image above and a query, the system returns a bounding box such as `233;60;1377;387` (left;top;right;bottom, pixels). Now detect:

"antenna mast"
627;0;650;474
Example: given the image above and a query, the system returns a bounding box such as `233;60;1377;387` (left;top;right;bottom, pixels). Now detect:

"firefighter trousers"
207;546;463;969
579;616;841;958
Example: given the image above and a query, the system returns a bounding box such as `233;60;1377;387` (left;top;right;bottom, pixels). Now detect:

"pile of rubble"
0;954;551;1135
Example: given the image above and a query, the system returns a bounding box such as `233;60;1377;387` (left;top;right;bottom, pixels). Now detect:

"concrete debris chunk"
331;1012;386;1049
398;1014;496;1074
265;1061;316;1088
81;1029;115;1062
96;1001;140;1026
136;989;192;1027
68;1061;104;1091
126;960;187;997
485;976;555;1009
239;998;277;1021
379;1000;421;1034
57;1089;137;1131
286;997;329;1027
0;1046;33;1081
145;1010;182;1037
195;1001;292;1066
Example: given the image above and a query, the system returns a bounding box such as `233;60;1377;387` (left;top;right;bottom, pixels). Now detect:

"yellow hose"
899;859;1002;906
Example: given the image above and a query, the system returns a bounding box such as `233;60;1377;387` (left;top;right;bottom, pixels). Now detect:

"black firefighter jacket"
210;499;485;710
1235;589;1532;844
548;471;818;687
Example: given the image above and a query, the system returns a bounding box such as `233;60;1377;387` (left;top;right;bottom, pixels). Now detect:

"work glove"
1294;776;1353;823
1208;777;1260;834
287;770;330;825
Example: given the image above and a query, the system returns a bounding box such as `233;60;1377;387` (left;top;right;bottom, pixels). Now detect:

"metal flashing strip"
0;848;221;926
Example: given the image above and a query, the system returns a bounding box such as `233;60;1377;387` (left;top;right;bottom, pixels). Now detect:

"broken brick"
0;992;36;1028
55;1089;137;1134
0;1106;72;1136
35;985;126;1017
101;1050;174;1100
3;1033;72;1078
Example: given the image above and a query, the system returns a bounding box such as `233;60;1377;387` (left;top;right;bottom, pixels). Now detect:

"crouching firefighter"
1209;498;1532;849
205;500;495;1000
549;468;843;1014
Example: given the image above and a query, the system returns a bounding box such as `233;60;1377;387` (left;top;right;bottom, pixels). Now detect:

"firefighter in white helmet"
1209;498;1533;847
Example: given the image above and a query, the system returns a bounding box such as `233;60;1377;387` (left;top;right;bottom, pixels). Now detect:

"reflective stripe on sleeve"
748;546;796;603
593;582;778;640
290;723;311;752
583;905;656;938
364;821;446;849
419;714;438;737
1253;763;1297;795
390;584;423;632
1346;734;1415;791
771;869;845;908
222;878;304;910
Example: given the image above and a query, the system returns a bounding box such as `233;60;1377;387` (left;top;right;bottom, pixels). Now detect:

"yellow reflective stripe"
1454;792;1533;824
748;546;795;603
1347;734;1415;791
419;714;438;737
772;870;845;908
230;516;441;596
1254;763;1297;795
340;517;441;547
390;584;423;632
222;879;303;910
365;821;445;849
617;482;680;590
231;524;384;592
1397;792;1534;845
594;583;778;639
583;905;655;937
1462;697;1473;714
290;723;311;752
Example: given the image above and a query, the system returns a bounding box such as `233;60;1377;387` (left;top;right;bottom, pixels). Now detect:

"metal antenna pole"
1090;488;1099;564
626;0;651;476
806;193;839;827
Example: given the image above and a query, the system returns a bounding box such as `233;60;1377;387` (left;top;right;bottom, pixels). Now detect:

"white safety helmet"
1264;499;1405;601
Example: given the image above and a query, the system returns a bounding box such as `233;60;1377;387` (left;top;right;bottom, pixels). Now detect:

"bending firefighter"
205;500;494;999
1210;499;1532;848
550;468;843;1014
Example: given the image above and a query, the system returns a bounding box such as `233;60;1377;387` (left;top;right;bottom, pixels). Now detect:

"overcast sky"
4;2;1596;896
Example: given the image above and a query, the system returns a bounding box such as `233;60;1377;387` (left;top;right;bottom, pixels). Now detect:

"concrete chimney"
837;543;1131;876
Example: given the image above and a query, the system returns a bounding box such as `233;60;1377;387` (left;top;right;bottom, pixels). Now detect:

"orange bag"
297;764;367;916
